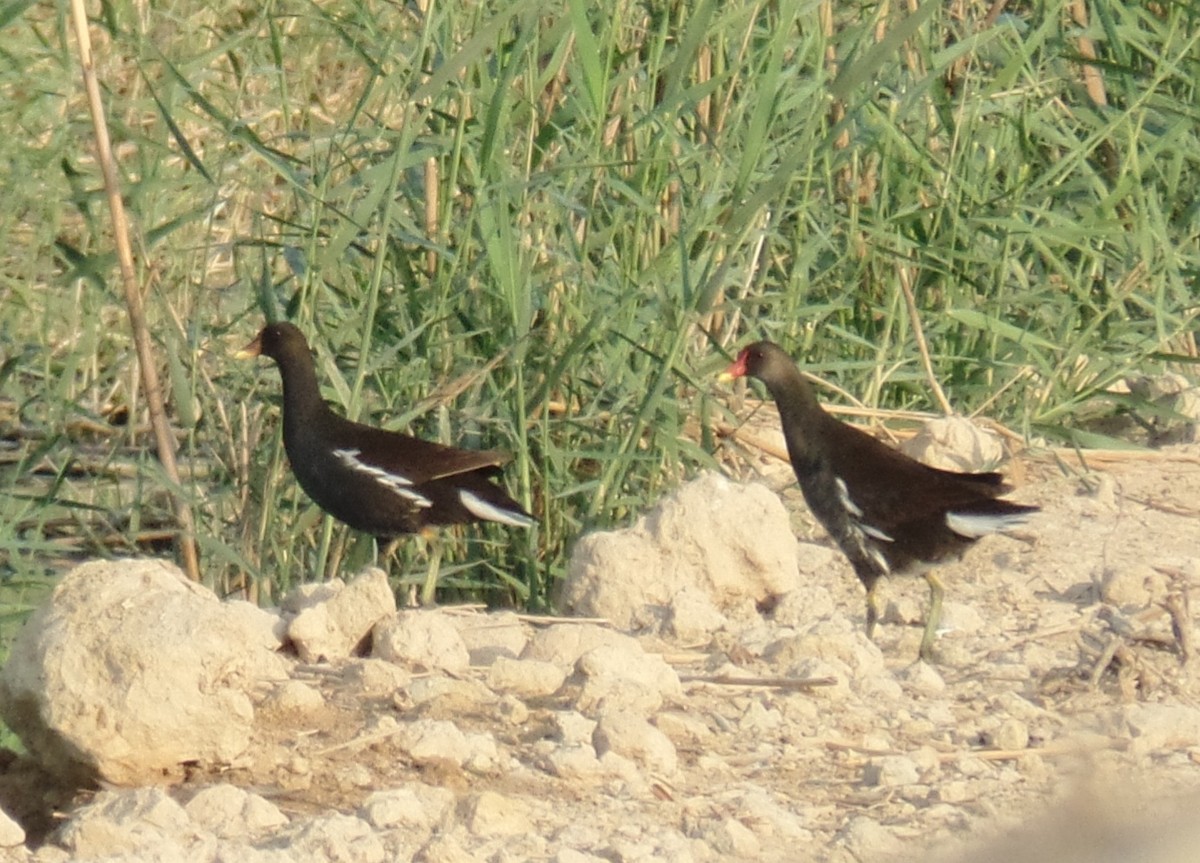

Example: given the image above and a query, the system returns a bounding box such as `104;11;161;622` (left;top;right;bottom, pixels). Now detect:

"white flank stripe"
333;448;432;508
837;478;894;543
458;490;534;527
866;542;892;575
945;510;1033;538
845;524;891;575
862;523;895;543
835;478;863;517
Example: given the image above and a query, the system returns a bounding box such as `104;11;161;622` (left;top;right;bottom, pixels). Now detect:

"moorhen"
238;322;534;602
720;341;1037;661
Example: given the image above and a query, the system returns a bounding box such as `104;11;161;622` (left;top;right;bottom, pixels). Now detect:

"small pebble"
863;755;920;787
461;791;532;838
991;718;1030;751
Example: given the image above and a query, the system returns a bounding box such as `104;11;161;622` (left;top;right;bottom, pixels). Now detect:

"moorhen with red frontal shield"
720;340;1037;661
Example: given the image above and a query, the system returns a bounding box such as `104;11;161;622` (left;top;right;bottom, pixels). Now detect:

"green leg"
920;571;944;662
865;584;880;640
420;532;442;607
379;537;400;567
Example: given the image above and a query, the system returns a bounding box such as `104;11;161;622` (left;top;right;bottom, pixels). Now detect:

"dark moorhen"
238;322;534;602
720;340;1037;661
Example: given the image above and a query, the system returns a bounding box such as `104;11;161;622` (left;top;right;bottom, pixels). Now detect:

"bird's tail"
457;487;536;528
945;501;1038;538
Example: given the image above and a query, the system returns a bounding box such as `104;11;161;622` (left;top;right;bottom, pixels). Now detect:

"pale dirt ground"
205;441;1200;859
3;436;1199;861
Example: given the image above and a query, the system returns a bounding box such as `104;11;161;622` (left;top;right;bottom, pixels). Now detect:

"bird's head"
718;341;792;387
236;322;311;364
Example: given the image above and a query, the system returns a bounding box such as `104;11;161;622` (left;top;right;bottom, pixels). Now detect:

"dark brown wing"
328;419;512;485
826;420;1011;534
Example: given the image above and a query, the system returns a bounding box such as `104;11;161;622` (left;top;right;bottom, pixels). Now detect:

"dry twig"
679;674;837;691
68;0;199;580
897;265;953;415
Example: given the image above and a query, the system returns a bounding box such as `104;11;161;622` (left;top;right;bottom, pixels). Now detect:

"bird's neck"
277;354;332;432
766;373;829;467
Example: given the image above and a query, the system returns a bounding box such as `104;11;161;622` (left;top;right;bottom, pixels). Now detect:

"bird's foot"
419;532;443;607
865;591;880;640
917;619;940;663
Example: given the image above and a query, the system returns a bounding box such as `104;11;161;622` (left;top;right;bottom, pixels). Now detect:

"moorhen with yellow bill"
720;340;1037;661
238;322;534;602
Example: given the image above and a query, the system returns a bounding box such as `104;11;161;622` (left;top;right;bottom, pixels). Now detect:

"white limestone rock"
361;785;454;832
453;610;530;664
0;806;25;849
282;813;385;863
57;788;195;859
258;680;325;718
523;622;643;665
394;719;499;771
373;609;470;673
286;568;396;662
593;711;678;775
460;791;532;838
487;657;567;697
183;784;287;838
560;473;801;630
0;559;286;785
900;416;1005;472
574;642;682;715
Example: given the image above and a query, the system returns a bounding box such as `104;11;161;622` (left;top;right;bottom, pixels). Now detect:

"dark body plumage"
239;322;534;544
721;341;1037;660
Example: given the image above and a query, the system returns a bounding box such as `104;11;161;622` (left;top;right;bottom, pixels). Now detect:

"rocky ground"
0;415;1197;863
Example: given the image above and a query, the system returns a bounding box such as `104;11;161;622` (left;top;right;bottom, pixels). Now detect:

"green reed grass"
0;0;1196;622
